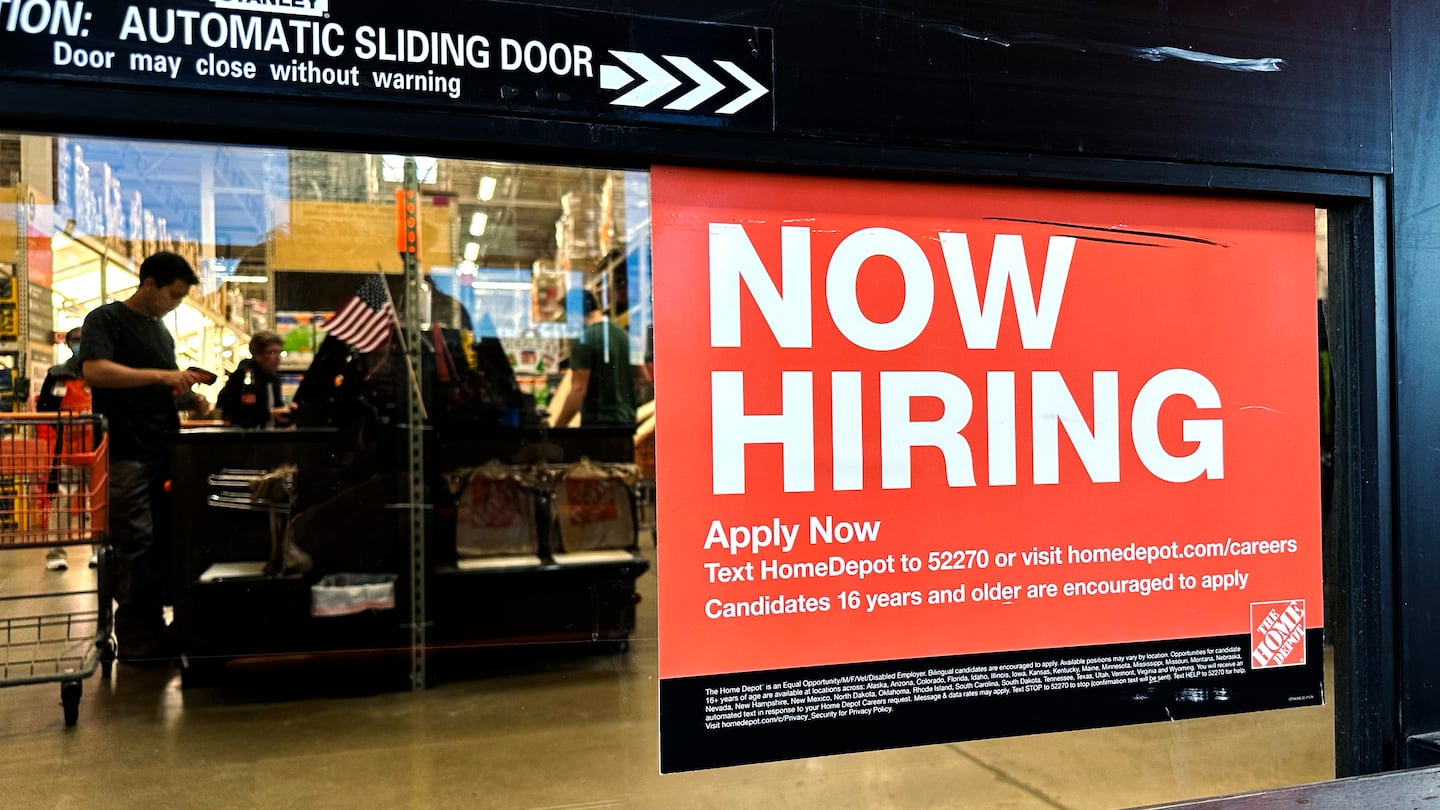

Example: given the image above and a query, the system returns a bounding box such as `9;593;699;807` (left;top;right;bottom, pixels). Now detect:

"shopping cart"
0;413;113;726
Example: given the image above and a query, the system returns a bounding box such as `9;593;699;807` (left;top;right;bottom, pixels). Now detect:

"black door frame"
1391;0;1440;771
1328;183;1397;775
0;81;1397;777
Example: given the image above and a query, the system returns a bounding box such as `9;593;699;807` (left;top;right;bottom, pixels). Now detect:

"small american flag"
323;276;394;353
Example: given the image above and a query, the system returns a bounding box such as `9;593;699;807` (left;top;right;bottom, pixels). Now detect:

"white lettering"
940;233;1074;350
501;37;521;70
54;41;115;69
879;371;975;489
6;0;85;36
1033;370;1120;485
827;227;934;351
711;370;814;495
701;223;1228;492
263;17;289;52
118;5;146;42
1132;369;1224;482
230;14;260;49
987;371;1016;486
709;223;811;348
831;371;863;491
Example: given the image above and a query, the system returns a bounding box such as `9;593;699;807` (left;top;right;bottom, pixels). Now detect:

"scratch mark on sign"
925;24;1286;73
1067;236;1165;248
985;217;1228;247
1138;46;1284;73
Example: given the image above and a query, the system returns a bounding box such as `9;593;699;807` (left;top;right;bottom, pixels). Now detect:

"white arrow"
663;56;725;111
714;60;769;114
608;50;681;107
599;63;635;92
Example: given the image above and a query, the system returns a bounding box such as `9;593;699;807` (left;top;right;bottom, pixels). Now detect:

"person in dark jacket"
217;331;289;429
37;327;93;571
37;327;90;413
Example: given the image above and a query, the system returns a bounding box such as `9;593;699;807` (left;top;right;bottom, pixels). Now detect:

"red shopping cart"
0;413;113;726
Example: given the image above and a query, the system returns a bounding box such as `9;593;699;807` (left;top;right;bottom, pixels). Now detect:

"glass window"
0;131;1337;807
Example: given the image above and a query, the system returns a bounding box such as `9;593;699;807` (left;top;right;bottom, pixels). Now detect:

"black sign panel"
0;0;773;130
659;631;1324;772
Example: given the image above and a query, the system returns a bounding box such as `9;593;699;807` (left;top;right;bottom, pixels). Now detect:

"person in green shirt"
552;291;639;427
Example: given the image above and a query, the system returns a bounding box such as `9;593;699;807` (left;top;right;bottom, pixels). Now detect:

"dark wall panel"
766;1;1390;172
1391;0;1440;762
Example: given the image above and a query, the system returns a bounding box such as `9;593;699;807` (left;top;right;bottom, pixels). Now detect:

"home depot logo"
210;0;329;18
1251;600;1306;668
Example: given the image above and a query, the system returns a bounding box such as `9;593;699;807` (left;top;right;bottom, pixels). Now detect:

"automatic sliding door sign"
0;2;776;130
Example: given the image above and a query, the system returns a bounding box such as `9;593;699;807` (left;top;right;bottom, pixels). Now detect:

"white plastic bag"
311;573;397;617
447;462;540;557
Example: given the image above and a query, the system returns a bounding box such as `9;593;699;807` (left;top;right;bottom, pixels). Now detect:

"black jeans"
108;458;171;641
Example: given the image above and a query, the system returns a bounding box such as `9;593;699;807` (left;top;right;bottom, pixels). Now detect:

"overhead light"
458;260;478;273
381;155;405;183
382;154;438;183
463;242;480;261
471;281;533;291
221;332;237;347
469;211;488;236
223;275;269;283
477;175;497;201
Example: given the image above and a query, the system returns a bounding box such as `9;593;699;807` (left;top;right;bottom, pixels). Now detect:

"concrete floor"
0;543;1334;809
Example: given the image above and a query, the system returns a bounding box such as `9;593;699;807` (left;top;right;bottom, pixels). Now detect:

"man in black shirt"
79;252;210;665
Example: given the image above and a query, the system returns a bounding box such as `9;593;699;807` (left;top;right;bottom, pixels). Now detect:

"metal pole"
15;185;29;395
402;157;427;691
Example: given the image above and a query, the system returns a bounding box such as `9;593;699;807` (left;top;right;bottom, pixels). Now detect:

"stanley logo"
209;0;329;18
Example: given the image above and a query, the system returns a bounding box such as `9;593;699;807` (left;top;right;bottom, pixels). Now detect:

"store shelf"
49;229;250;389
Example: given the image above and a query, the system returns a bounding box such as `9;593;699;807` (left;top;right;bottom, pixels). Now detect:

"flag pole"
376;263;429;422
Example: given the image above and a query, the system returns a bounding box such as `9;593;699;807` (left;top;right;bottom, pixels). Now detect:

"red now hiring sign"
651;166;1324;681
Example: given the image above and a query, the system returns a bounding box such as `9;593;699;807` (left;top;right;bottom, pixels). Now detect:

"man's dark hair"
583;290;600;315
139;251;200;287
249;330;283;356
64;327;82;343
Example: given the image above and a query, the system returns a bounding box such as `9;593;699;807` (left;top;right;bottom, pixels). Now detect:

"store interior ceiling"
61;139;613;277
443;160;613;270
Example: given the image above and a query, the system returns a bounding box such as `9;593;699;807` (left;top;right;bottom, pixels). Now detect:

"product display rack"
169;425;648;688
427;427;649;665
168;161;647;687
